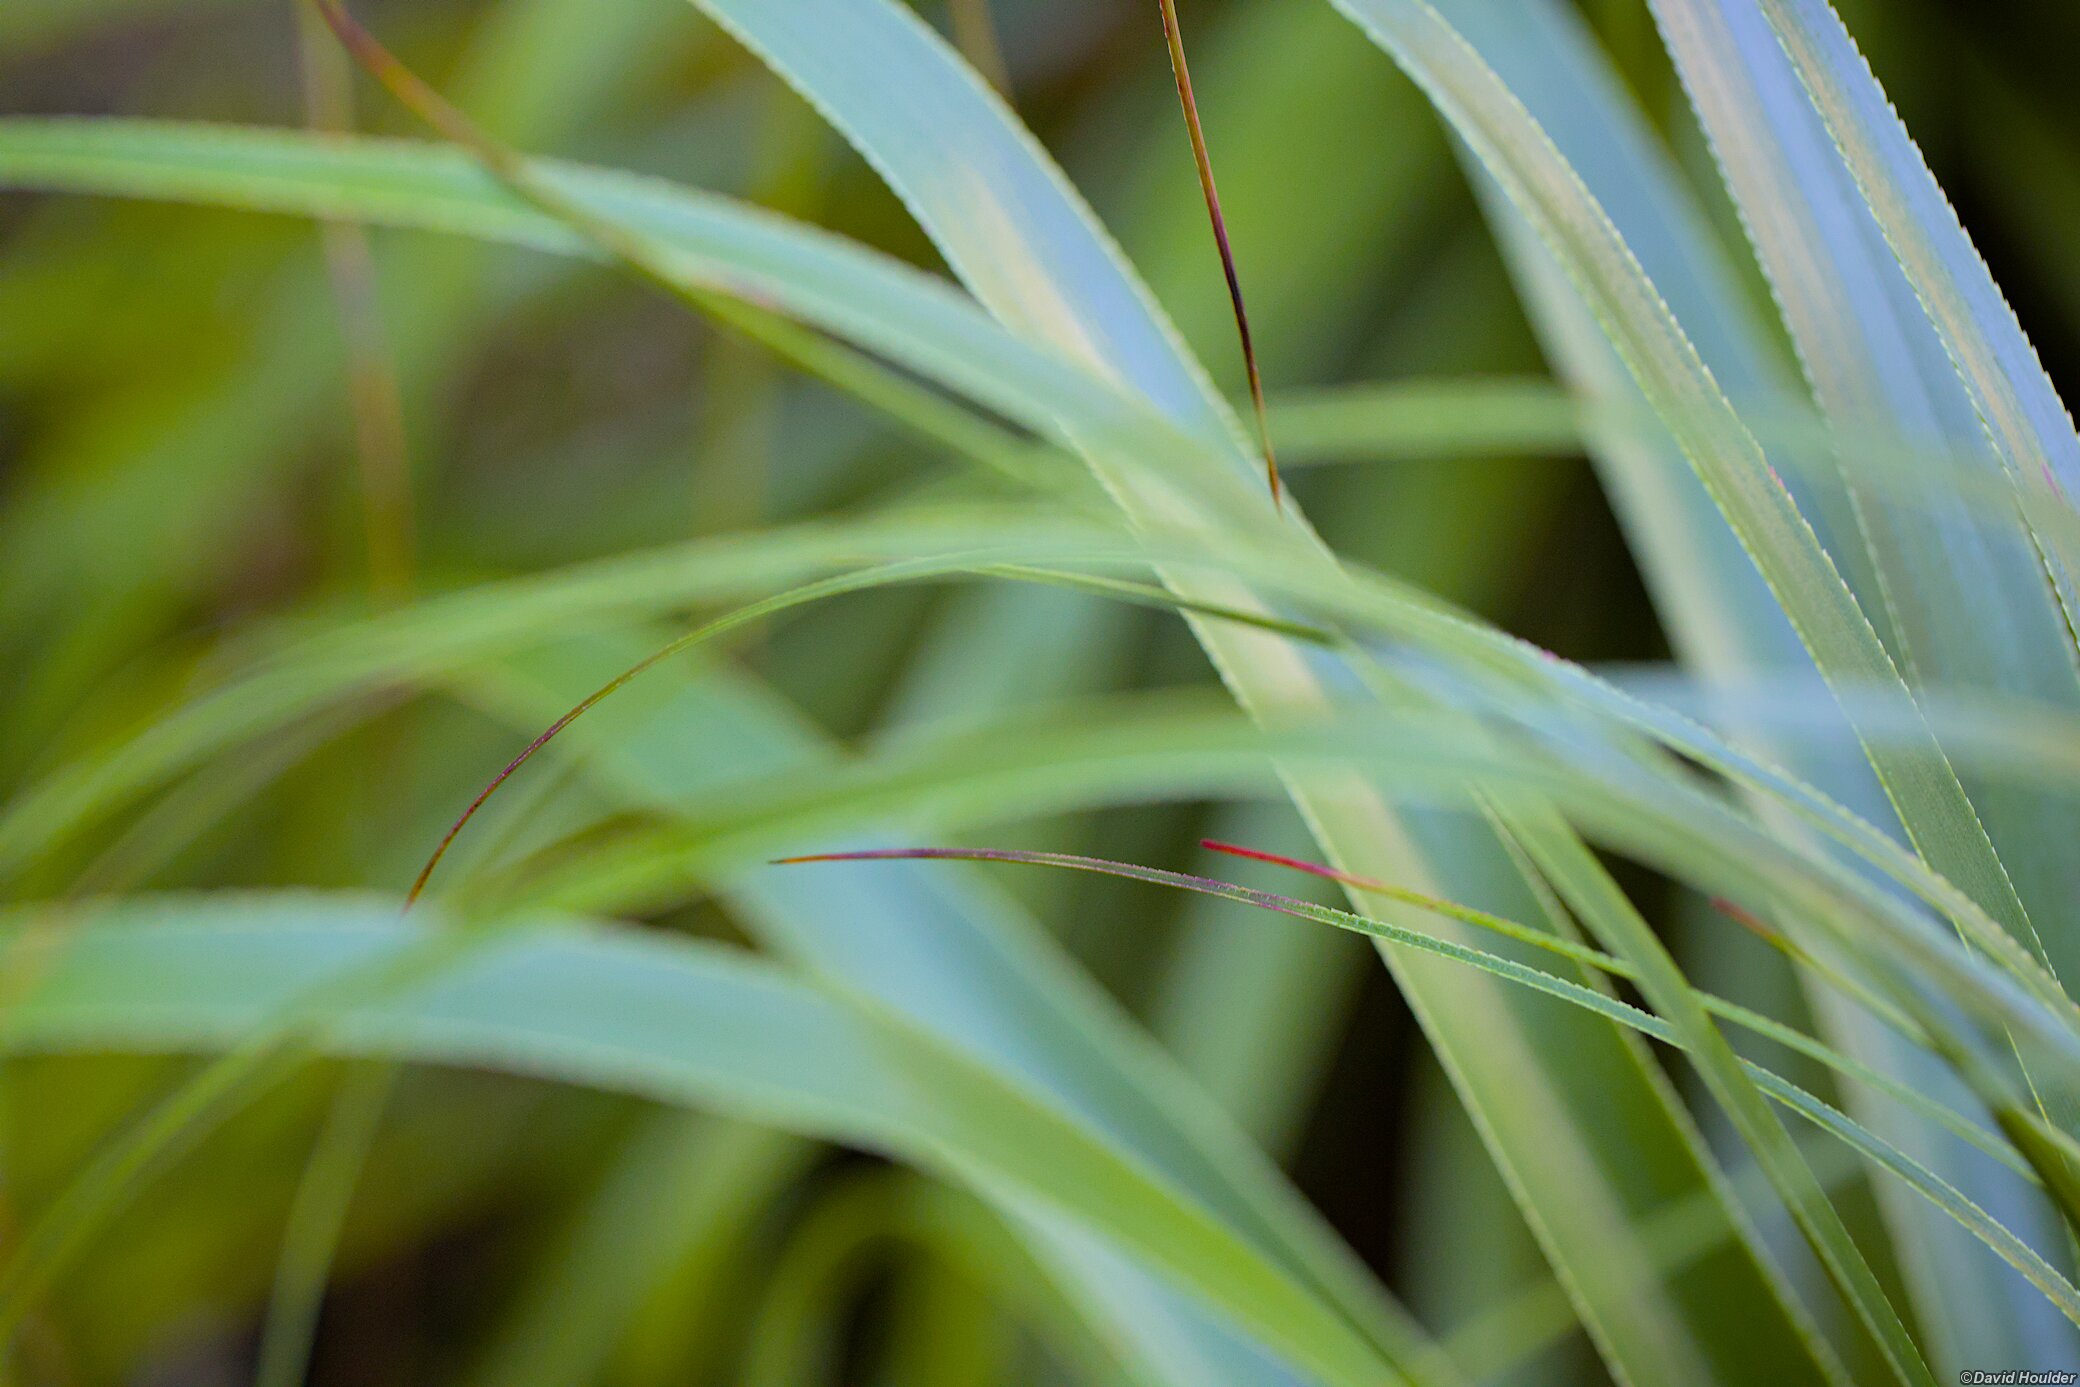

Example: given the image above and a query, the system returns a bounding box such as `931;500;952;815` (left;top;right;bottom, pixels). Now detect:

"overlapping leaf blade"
1390;0;2080;1369
0;899;1403;1387
649;4;1849;1380
1630;0;2080;1363
451;635;1451;1385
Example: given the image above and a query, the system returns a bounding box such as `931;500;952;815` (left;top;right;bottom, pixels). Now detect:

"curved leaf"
0;898;1411;1387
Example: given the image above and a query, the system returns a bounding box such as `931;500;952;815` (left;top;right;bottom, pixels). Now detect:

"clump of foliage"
4;0;2080;1384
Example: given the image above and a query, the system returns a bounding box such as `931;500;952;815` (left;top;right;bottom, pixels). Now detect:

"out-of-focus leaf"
464;1117;812;1387
0;898;1411;1387
451;637;1451;1387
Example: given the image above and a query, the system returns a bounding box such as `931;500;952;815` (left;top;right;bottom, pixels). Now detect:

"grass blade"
0;899;1425;1387
770;844;2080;1329
675;3;1851;1378
1746;0;2080;532
1154;0;1281;501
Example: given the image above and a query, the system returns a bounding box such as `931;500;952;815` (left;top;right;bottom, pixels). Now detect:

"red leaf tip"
1201;838;1342;881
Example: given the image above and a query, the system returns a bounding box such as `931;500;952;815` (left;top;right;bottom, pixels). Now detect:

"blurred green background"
3;1;2078;1383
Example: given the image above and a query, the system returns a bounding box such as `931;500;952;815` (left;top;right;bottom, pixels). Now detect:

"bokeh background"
3;1;2078;1383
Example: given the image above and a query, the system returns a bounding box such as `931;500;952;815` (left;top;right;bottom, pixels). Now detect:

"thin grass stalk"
296;4;415;604
253;1063;395;1387
250;33;426;1370
1155;0;1281;501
